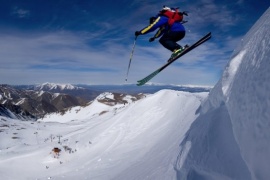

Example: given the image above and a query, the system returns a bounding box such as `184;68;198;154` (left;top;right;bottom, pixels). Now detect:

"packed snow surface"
0;90;207;180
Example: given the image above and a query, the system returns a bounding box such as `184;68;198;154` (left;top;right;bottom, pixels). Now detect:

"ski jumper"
139;15;186;52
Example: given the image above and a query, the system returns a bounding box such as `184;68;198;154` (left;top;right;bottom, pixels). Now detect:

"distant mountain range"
15;83;101;101
15;82;211;100
0;84;87;119
0;83;211;120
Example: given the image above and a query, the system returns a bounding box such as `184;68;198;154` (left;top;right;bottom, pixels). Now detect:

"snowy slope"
0;90;207;180
176;7;270;180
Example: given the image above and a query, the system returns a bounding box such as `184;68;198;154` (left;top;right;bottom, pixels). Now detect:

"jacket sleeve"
140;16;167;35
153;26;165;38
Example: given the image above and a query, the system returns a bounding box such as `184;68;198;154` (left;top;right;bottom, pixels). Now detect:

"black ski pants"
159;31;185;52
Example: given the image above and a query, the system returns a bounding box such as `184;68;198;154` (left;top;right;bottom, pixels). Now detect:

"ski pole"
125;36;137;82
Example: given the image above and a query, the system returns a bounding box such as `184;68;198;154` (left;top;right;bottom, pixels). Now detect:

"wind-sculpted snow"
176;7;270;180
225;8;270;179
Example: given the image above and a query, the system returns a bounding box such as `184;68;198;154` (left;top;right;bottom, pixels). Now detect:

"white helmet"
162;6;171;11
162;6;176;12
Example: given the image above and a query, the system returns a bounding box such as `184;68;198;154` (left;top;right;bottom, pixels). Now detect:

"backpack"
159;6;184;26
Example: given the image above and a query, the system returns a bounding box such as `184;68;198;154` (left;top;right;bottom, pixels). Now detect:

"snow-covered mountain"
15;83;211;101
33;83;101;101
0;104;34;120
175;7;270;180
0;85;87;118
0;89;207;180
0;7;269;180
35;82;83;91
41;92;146;123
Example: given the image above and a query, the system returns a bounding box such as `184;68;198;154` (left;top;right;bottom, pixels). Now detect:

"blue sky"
0;0;269;85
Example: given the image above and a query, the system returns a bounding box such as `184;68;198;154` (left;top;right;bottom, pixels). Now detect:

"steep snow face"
176;8;270;180
225;8;270;180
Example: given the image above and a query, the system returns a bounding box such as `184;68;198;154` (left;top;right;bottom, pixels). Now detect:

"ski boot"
168;45;189;63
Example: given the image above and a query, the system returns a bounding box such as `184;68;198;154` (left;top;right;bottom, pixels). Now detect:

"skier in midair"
135;6;187;60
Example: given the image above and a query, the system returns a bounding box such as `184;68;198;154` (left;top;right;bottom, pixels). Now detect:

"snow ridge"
176;7;270;180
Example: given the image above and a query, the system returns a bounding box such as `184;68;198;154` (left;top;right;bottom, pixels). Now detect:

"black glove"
149;37;155;42
135;31;141;37
183;11;188;16
149;17;157;24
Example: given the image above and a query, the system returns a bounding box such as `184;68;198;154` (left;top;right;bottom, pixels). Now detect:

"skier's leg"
159;32;177;52
159;31;185;52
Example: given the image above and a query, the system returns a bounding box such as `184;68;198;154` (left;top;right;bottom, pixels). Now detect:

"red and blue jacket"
140;15;185;36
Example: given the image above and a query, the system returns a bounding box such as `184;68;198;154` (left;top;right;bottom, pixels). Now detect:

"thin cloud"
184;0;244;32
0;31;134;82
11;7;30;18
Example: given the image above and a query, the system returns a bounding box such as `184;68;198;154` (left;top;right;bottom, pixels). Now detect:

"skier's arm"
139;16;167;35
154;26;165;38
149;26;165;42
